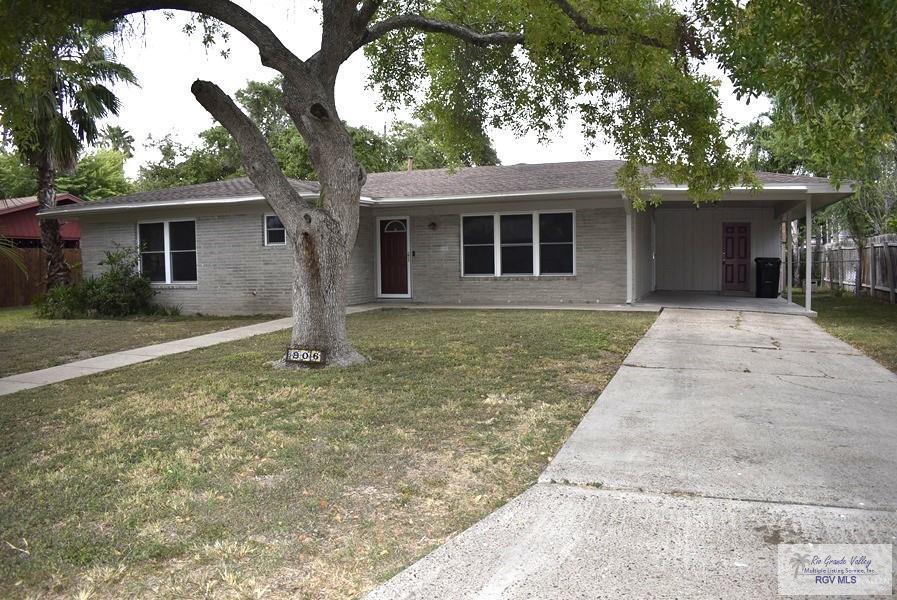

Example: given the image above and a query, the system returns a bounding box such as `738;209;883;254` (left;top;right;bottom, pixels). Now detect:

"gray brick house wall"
79;199;628;314
372;205;628;305
79;204;376;315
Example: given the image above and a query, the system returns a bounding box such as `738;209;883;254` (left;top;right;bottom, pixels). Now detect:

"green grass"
0;307;276;377
795;288;897;373
0;309;654;599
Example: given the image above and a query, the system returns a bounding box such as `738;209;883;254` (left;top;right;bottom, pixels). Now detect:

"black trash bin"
755;257;781;298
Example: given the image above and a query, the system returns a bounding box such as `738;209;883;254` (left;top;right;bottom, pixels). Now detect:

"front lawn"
796;288;897;373
0;309;653;599
0;307;276;377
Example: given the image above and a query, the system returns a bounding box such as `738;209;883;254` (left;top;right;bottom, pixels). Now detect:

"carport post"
624;197;634;304
805;196;812;312
786;219;793;303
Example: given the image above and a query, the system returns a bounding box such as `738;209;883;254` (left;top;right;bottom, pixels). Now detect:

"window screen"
462;216;495;275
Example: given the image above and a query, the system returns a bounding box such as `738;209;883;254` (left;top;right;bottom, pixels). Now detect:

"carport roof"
39;160;850;217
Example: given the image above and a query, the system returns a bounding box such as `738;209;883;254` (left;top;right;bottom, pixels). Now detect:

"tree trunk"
854;240;864;297
189;78;367;368
287;215;365;367
36;160;70;289
279;80;367;368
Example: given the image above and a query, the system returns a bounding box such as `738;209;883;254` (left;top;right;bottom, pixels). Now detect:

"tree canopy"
703;0;897;186
136;77;499;191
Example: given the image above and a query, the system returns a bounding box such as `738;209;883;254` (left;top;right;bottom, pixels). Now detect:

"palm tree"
101;124;135;159
0;25;135;289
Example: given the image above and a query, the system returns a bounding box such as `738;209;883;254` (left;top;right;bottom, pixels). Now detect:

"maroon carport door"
722;222;751;292
379;218;409;296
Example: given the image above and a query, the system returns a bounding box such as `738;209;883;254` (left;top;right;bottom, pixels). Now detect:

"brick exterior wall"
80;206;376;315
383;207;627;305
79;202;627;314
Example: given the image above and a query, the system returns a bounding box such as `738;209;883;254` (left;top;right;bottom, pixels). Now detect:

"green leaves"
0;23;135;173
365;0;747;204
703;0;897;185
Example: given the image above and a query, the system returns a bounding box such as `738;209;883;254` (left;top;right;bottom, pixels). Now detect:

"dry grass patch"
795;289;897;373
0;306;276;377
0;309;654;598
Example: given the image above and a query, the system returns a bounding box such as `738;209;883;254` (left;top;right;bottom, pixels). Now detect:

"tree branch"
190;79;308;233
548;0;672;50
354;0;383;30
361;14;525;49
87;0;308;77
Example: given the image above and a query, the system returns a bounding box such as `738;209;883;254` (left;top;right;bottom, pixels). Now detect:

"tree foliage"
703;0;897;186
0;150;36;197
0;23;136;174
136;78;499;191
0;148;131;200
57;148;132;199
366;0;748;206
101;124;135;158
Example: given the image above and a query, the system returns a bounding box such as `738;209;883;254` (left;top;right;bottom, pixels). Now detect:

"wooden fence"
814;234;897;301
0;247;82;308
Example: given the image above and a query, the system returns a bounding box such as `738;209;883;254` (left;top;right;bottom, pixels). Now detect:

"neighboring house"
1;193;84;307
0;193;83;247
39;161;850;315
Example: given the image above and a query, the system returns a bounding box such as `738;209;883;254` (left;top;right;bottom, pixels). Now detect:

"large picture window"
461;211;574;276
138;220;197;283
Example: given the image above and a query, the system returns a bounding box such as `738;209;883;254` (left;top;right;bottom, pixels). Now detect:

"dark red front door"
722;222;750;292
379;218;409;295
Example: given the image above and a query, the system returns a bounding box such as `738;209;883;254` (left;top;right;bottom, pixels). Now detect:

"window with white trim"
138;220;197;283
539;212;574;274
264;214;286;245
461;212;574;276
461;215;495;275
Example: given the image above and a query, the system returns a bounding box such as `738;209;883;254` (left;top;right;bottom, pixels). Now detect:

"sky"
106;1;770;178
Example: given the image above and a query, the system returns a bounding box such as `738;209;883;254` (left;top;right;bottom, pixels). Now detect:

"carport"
624;182;854;314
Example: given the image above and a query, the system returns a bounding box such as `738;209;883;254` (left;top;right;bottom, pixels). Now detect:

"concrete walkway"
0;304;386;397
637;290;814;316
367;309;897;599
0;317;292;396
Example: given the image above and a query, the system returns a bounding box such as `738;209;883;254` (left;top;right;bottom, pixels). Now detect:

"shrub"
33;284;89;319
35;246;162;319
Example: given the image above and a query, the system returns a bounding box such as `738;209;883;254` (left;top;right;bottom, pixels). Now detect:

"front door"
379;218;409;297
722;222;751;292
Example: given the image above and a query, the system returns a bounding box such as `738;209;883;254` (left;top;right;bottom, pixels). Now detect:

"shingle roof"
40;160;837;214
1;193;82;216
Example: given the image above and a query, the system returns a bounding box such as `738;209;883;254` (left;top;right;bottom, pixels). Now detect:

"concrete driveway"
367;309;897;599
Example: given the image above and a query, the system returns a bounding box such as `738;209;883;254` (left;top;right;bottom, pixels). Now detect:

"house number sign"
286;347;324;364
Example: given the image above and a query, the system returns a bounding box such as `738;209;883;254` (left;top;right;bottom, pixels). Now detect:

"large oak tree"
16;0;747;366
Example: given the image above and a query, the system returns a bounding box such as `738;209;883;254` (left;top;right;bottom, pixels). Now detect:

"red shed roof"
0;193;82;216
0;193;83;240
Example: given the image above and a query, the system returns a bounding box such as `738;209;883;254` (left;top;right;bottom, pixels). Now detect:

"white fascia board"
39;182;849;217
38;194;322;218
367;185;829;207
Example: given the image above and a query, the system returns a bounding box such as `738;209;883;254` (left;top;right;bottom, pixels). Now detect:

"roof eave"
37;183;853;216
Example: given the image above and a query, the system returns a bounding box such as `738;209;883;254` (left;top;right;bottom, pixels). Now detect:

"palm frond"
0;236;26;276
0;25;135;172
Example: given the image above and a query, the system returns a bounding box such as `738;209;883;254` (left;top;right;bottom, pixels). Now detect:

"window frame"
459;210;576;278
137;219;197;284
263;213;287;247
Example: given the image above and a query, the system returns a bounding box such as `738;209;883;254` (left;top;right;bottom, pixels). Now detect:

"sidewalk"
0;305;389;397
0;317;293;396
